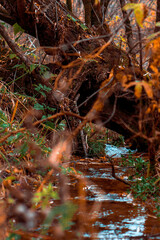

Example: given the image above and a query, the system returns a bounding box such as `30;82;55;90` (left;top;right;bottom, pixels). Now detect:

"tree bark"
155;0;160;32
119;0;134;53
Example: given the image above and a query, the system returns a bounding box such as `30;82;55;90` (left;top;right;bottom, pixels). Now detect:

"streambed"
70;150;160;240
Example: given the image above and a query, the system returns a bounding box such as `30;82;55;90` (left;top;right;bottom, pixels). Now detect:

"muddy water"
71;157;160;240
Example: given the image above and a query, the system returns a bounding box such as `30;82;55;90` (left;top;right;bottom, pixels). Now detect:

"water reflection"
88;187;147;239
72;156;160;239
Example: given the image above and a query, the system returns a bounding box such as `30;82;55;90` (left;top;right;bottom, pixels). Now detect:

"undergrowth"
120;153;160;217
0;63;80;238
0;5;160;238
85;124;124;156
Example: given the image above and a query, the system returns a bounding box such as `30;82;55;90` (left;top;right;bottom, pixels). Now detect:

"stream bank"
70;155;160;240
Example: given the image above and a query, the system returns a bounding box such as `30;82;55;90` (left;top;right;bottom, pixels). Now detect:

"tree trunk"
119;0;134;53
155;0;160;32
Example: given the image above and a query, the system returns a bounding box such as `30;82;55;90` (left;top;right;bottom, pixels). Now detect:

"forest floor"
1;143;160;239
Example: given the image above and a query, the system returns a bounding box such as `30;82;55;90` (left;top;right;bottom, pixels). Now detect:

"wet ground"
70;156;160;240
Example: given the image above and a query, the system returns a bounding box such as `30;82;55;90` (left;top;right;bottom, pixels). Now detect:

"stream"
70;145;160;240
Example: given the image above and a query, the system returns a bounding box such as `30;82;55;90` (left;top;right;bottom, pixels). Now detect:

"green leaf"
0;109;7;122
30;64;37;72
46;106;56;112
43;71;56;80
5;176;16;181
156;21;160;27
0;149;10;165
43;121;55;129
80;23;88;30
0;22;5;26
9;53;17;59
6;233;21;240
12;63;27;70
39;65;49;74
67;14;77;22
58;121;66;130
59;202;77;229
0;123;10;129
32;183;59;208
0;177;3;184
34;103;45;110
35;83;52;93
7;132;23;144
19;142;28;157
40;145;51;153
43;85;52;92
13;23;24;35
44;202;77;230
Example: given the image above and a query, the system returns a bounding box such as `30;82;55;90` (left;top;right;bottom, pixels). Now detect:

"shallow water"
71;155;160;240
105;144;135;158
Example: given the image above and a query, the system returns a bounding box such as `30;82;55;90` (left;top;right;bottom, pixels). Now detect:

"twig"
0;111;85;145
78;76;114;108
108;157;131;186
33;111;85;126
74;101;88;157
102;95;117;125
120;1;134;53
36;169;54;193
0;128;26;145
137;24;143;71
